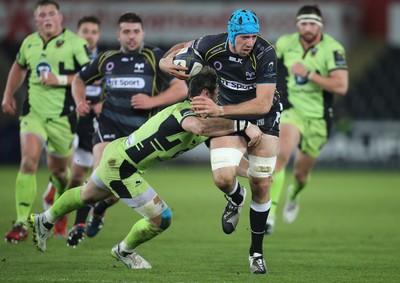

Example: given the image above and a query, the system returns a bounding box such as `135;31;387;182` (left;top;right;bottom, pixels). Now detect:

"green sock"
49;186;84;221
269;169;286;217
290;178;308;200
124;218;163;250
51;168;71;202
15;172;37;225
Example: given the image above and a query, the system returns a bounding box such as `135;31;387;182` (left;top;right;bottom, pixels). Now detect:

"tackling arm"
182;116;262;146
190;83;276;117
131;78;188;110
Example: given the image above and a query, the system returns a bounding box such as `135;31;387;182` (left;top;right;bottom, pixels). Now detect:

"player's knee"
160;208;172;230
213;174;236;191
248;155;277;178
211;148;242;190
20;157;39;174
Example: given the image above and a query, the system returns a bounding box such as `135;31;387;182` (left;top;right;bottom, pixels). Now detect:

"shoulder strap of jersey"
141;47;159;98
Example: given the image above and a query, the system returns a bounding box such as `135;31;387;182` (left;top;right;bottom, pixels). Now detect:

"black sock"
43;222;53;230
74;205;92;225
93;200;111;215
228;182;244;205
249;208;269;255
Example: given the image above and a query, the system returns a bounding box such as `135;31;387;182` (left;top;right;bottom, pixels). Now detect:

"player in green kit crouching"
265;5;348;234
28;67;262;269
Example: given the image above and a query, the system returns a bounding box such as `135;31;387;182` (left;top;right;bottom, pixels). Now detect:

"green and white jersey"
17;29;90;118
276;33;347;118
115;100;208;173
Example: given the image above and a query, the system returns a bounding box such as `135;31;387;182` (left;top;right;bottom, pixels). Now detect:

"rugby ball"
173;47;203;77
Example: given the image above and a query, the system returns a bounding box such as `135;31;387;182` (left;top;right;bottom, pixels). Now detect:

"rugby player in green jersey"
28;67;263;269
2;0;91;243
265;5;348;234
41;15;103;238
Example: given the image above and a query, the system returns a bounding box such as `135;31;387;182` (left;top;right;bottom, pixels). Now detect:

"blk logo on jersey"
229;56;243;64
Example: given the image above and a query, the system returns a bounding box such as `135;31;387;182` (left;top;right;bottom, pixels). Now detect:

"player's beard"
301;32;319;44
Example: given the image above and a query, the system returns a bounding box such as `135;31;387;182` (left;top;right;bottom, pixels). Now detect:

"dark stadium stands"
346;47;400;120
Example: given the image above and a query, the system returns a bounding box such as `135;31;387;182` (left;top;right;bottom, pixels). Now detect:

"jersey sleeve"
255;43;277;84
15;37;29;68
154;47;175;83
326;41;347;71
73;36;91;68
78;51;105;84
173;103;198;126
192;34;217;61
274;34;290;60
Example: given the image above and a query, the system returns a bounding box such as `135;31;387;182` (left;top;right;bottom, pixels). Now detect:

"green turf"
0;165;399;282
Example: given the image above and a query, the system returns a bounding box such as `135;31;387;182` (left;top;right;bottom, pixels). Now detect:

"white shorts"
73;147;93;168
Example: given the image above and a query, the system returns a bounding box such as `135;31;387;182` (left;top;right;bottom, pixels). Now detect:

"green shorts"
20;112;76;157
94;139;151;198
280;108;329;158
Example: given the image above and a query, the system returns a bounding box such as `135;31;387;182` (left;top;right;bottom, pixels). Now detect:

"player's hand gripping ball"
173;47;204;78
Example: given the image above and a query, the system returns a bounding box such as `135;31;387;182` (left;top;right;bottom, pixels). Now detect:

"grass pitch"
0;165;399;282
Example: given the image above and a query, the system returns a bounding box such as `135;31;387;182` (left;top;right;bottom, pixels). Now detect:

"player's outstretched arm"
191;83;276;117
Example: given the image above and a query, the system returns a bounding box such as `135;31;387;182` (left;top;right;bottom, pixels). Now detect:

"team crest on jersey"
56;40;64;48
134;63;145;73
36;62;51;77
334;50;346;66
295;74;308;85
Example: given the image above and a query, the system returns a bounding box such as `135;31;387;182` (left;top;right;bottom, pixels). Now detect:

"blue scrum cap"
227;10;260;47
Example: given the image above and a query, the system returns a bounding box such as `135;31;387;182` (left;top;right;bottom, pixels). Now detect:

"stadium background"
0;0;399;170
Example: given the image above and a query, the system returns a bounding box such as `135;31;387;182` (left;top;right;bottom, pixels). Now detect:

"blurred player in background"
66;11;188;247
264;5;348;234
28;67;263;269
42;15;103;238
160;9;281;274
2;0;90;243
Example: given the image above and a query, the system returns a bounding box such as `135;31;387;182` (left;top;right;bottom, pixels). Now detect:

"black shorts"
229;101;281;139
76;114;96;152
93;115;141;146
205;102;282;148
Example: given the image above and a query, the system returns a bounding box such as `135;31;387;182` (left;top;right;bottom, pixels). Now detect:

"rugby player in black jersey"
69;12;188;246
160;9;282;274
